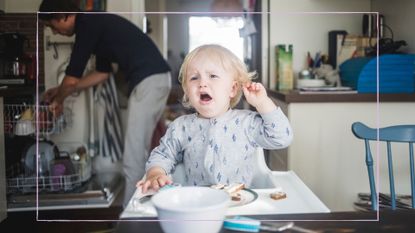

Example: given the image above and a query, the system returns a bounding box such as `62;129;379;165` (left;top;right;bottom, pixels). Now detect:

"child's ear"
229;81;238;98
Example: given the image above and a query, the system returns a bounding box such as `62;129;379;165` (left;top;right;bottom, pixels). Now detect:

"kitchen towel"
97;75;124;162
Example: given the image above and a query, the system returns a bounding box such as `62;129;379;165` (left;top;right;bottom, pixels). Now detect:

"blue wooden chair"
352;122;415;210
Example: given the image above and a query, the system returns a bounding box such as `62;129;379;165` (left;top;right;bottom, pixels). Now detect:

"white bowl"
152;187;230;233
14;120;35;135
296;79;326;88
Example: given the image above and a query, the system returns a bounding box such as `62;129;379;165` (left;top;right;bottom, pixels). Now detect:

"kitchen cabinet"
268;90;415;211
371;0;415;53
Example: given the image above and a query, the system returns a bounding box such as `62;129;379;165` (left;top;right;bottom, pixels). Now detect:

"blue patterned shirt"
146;108;293;187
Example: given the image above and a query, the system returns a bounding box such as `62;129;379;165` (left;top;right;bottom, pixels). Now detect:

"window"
188;16;244;60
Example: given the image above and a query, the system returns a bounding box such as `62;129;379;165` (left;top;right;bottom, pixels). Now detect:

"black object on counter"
328;30;347;69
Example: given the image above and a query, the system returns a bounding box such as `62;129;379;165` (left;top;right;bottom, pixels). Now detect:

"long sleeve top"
146;108;293;187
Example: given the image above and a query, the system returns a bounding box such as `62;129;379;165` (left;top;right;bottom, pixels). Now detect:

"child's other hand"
136;172;172;194
242;82;276;113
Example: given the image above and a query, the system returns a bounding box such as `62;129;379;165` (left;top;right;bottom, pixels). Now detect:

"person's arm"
136;118;185;193
243;82;293;149
74;70;110;90
45;71;110;117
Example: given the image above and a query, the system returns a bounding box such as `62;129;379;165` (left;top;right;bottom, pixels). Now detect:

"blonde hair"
178;44;256;108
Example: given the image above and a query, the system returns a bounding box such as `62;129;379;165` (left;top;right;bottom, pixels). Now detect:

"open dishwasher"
4;103;123;211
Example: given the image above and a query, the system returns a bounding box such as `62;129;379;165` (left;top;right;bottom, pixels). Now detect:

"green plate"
229;188;258;207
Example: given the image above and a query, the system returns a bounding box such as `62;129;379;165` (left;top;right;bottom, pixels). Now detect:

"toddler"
138;44;293;193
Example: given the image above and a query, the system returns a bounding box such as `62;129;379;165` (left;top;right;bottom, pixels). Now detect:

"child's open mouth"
200;93;212;103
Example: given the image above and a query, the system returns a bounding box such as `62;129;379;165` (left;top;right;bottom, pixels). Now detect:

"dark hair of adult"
38;0;80;21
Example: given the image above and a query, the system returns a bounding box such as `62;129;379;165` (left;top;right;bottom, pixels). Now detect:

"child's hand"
243;82;276;113
242;82;267;105
136;167;173;193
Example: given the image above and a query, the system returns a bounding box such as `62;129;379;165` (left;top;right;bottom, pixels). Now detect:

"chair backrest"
172;147;277;189
351;122;415;210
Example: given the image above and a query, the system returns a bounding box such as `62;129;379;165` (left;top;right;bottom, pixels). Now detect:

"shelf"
268;89;415;103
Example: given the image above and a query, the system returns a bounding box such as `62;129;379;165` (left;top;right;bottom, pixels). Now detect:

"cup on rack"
14;120;35;136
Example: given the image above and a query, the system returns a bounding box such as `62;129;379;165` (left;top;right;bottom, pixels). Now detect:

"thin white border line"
35;10;381;222
36;12;40;221
375;12;380;221
37;11;377;15
35;218;378;222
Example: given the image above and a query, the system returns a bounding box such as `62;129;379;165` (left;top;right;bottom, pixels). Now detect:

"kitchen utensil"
299;69;313;79
131;183;182;211
38;103;53;132
14;119;35;135
224;216;318;233
50;154;76;191
296;79;325;88
151;186;230;233
22;140;60;177
136;183;182;204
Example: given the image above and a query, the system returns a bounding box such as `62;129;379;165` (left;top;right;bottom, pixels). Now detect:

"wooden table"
1;208;414;232
115;210;415;233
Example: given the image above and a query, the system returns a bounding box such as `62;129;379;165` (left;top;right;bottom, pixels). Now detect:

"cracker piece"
231;192;242;201
211;183;226;190
270;191;287;200
224;183;245;194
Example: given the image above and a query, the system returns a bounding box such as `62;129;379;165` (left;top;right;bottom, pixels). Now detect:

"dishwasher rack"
6;163;84;194
6;142;92;194
3;104;67;137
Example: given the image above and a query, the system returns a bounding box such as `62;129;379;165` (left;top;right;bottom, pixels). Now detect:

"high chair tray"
120;171;330;219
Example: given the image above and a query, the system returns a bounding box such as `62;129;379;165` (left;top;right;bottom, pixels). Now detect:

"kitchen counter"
269;90;415;103
266;89;415;211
